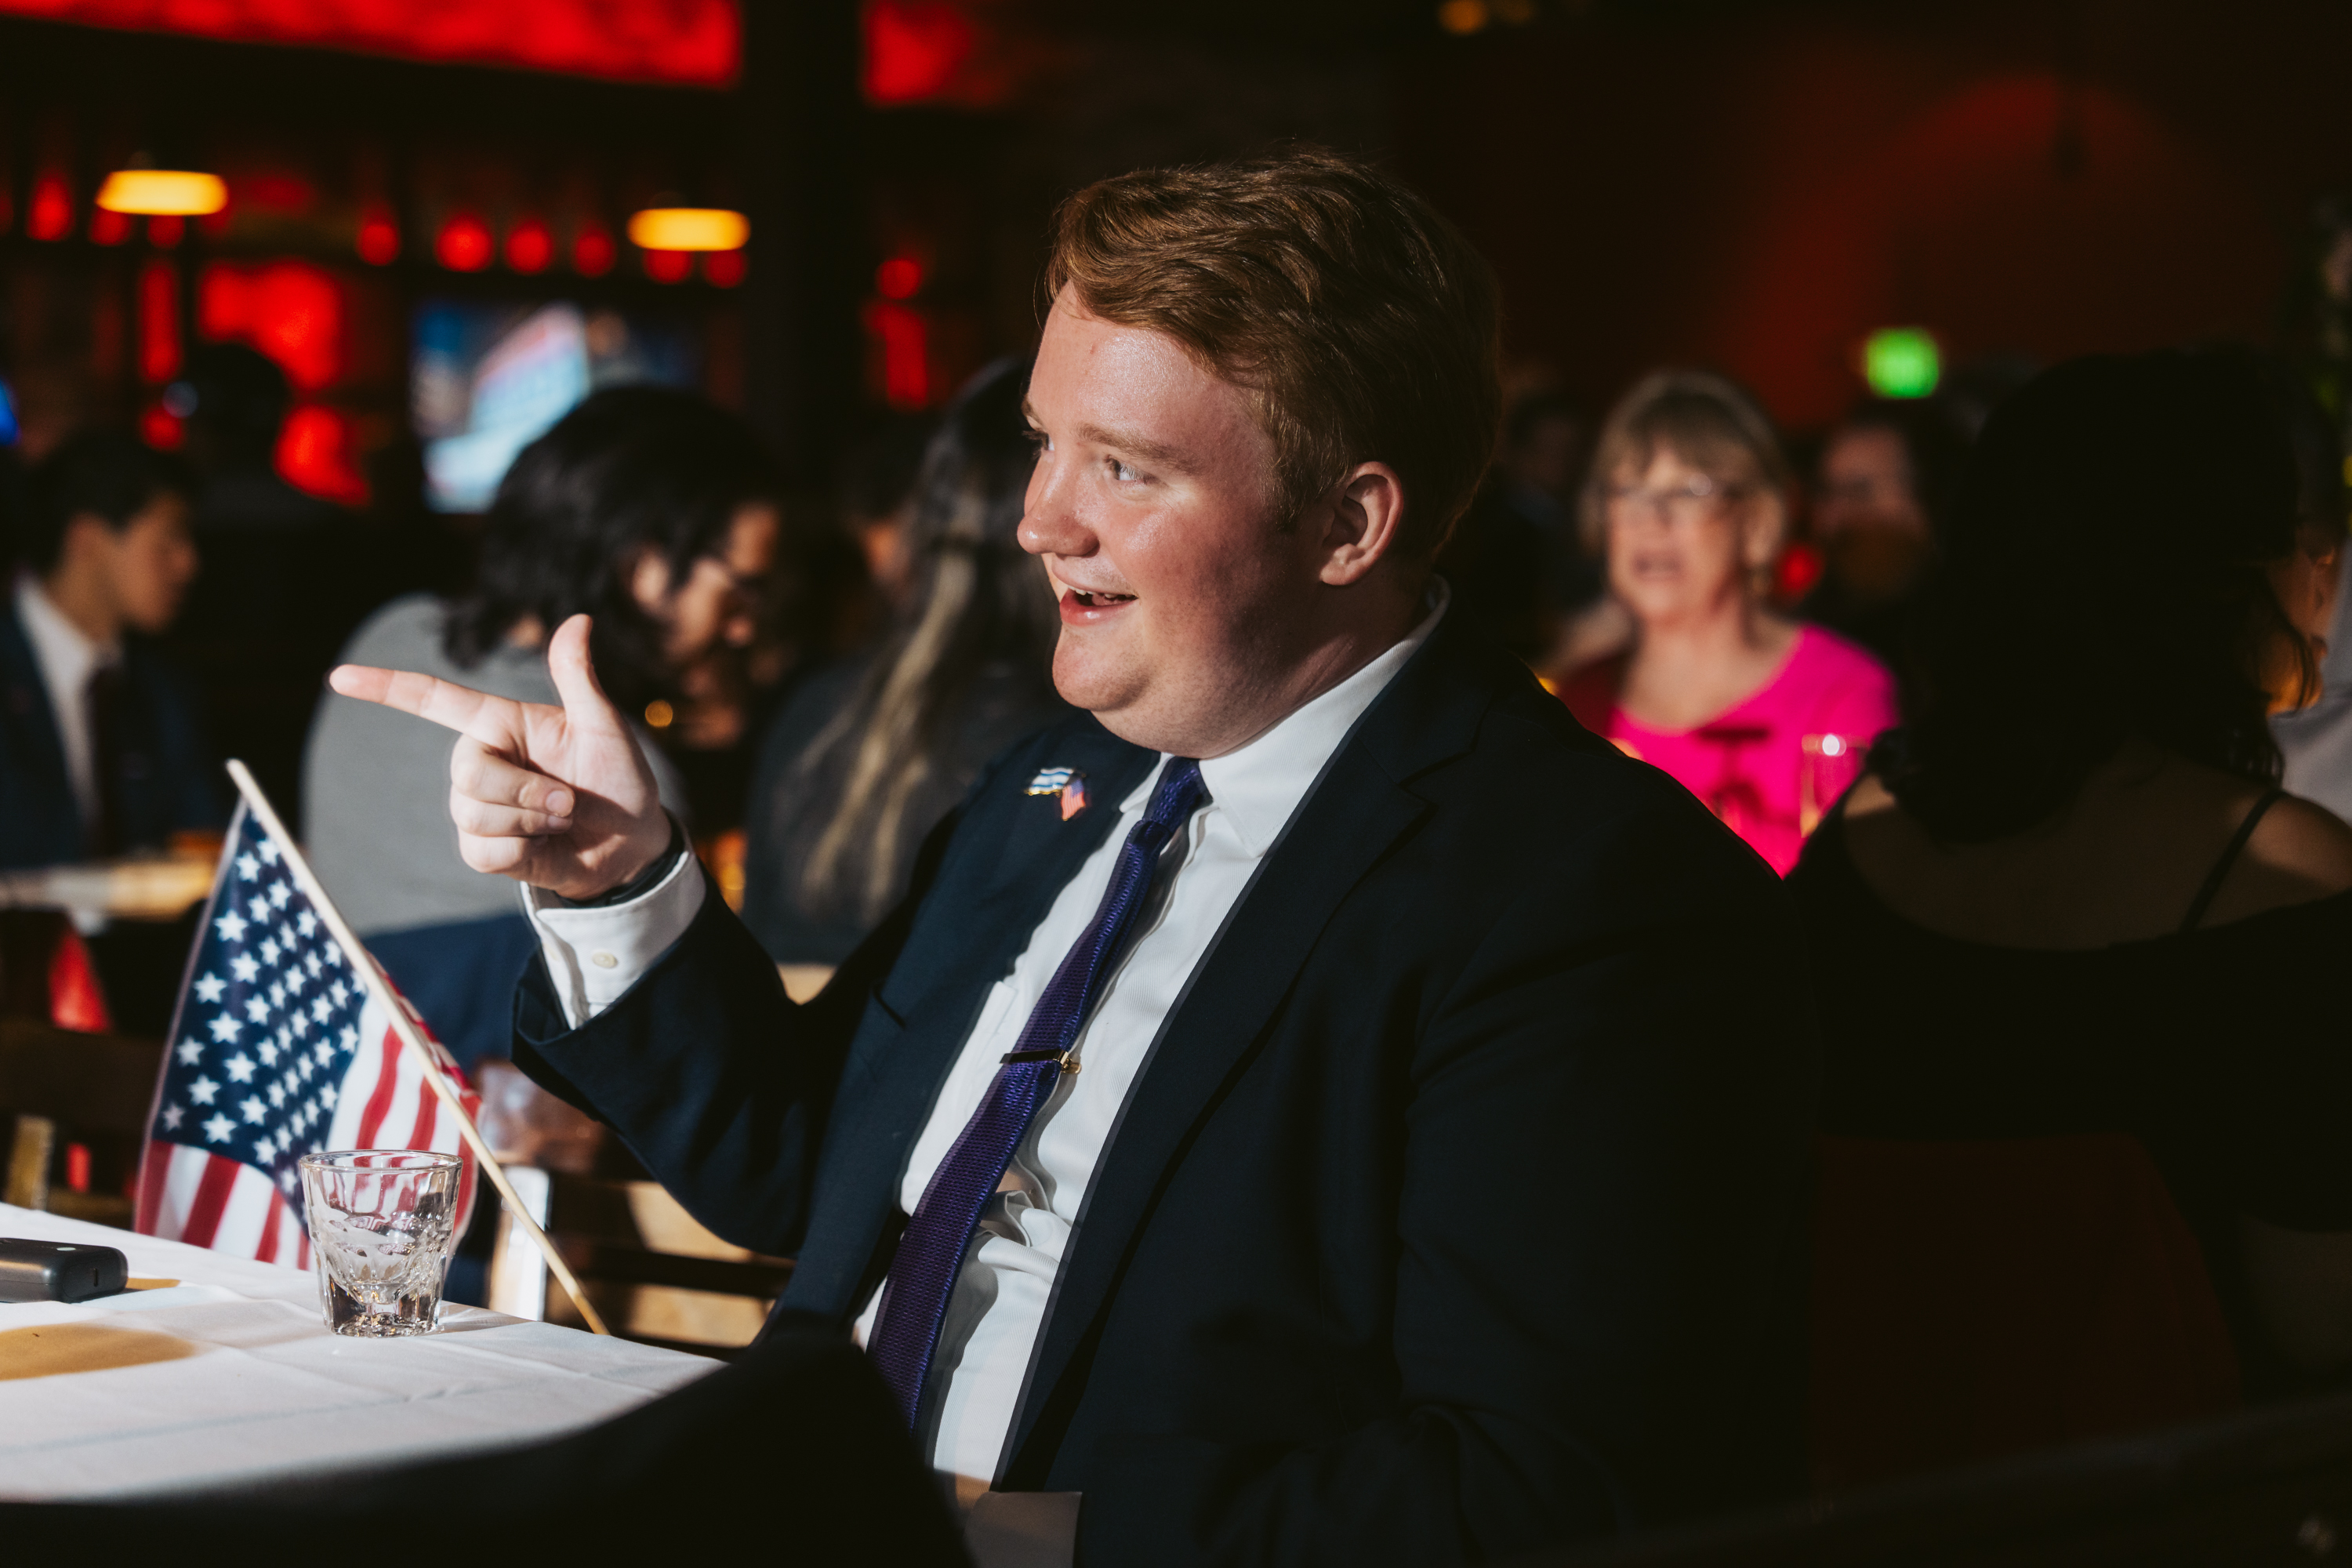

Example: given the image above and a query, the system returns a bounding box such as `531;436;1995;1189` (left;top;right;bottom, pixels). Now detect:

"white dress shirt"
528;587;1446;1516
14;574;117;831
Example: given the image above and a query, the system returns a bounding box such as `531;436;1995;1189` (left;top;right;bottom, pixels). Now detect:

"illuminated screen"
412;299;698;512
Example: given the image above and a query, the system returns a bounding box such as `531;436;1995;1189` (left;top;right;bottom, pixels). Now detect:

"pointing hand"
327;614;671;899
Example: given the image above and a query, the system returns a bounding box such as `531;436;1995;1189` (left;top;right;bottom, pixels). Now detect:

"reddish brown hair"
1044;148;1502;557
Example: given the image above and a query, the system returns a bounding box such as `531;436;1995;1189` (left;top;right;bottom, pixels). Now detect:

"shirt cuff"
521;847;706;1029
963;1491;1079;1568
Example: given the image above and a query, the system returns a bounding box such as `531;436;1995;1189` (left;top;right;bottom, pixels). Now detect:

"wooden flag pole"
225;760;612;1337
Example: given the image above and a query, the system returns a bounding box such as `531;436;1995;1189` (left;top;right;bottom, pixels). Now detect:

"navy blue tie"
867;759;1207;1428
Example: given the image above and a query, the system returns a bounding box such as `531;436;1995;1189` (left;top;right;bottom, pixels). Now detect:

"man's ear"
1317;462;1406;588
56;511;115;570
625;545;673;612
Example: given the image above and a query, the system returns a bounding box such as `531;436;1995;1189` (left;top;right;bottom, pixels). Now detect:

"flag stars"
244;996;270;1025
259;838;281;866
202;1112;236;1143
257;1039;280;1067
193;973;226;1004
224;1052;256;1083
289;1013;310;1040
328;982;349;1009
304;952;324;978
258;937;281;967
310;998;332;1025
296;912;318;938
267;1081;286;1108
267;981;286;1011
176;1037;203;1065
160;1104;184;1131
236;852;261;882
339;1025;358;1050
247;897;272;924
188;1075;220;1105
319;1083;339;1110
209;1016;242;1044
268;881;292;910
230;954;260;983
312;1040;335;1070
216;911;248;944
239;1095;267;1124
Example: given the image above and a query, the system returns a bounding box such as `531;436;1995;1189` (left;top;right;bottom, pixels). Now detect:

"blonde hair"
1580;368;1792;561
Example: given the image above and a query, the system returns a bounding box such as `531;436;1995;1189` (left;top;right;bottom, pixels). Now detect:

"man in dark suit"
1;430;223;869
336;151;1817;1565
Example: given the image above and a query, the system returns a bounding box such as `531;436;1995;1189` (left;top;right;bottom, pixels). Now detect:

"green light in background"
1863;328;1941;399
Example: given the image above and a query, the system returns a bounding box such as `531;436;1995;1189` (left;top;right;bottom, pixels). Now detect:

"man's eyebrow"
1073;422;1196;474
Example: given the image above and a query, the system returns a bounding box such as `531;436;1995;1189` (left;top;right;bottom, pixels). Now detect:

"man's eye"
1112;459;1139;482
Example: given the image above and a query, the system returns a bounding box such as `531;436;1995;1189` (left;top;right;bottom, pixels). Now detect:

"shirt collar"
1122;580;1452;858
14;574;112;690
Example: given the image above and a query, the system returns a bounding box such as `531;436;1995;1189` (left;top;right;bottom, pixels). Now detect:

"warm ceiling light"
626;207;747;252
97;169;228;216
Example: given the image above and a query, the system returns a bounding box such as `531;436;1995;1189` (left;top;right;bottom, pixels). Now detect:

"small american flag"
133;801;480;1266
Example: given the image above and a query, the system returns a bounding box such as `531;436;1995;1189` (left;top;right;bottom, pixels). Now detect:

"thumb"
546;613;626;732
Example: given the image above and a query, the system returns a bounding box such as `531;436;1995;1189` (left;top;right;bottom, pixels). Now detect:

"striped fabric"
132;801;479;1266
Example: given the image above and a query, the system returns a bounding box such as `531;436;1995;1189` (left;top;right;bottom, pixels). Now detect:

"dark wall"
1392;0;2352;426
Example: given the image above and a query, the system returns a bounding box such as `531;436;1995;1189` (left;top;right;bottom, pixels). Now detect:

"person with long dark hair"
302;386;780;1068
1791;349;2352;1488
742;359;1069;969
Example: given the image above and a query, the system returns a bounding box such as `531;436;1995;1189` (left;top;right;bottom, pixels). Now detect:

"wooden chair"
471;1059;792;1356
0;1018;165;1225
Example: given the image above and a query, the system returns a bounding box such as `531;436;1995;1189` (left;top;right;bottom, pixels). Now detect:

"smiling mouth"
1064;588;1136;608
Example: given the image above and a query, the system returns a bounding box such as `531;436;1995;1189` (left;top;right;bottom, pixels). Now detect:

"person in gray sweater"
303;387;779;1069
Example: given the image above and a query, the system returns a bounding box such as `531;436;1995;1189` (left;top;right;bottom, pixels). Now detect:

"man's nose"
1017;460;1091;559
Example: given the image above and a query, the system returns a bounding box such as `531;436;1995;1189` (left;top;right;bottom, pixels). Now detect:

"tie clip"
1000;1047;1080;1075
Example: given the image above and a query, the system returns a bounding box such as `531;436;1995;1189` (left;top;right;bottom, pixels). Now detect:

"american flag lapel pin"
1025;766;1088;822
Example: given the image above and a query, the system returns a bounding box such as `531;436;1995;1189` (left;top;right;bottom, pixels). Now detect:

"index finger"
329;663;516;740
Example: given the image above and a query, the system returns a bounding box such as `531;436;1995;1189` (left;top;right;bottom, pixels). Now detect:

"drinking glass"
297;1149;463;1337
1799;732;1872;837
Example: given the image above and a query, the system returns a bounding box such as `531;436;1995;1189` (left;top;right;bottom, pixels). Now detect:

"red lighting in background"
149;214;184;247
437;212;494;271
864;0;975;104
138;260;181;384
642;248;691;284
702;249;745;288
573;222;615;276
863;299;931;410
275;405;369;506
356;201;399;265
28;169;72;241
140;401;183;450
1774;540;1824;604
89;206;133;245
506;216;554;273
877;256;923;299
0;0;742;88
199;260;344;392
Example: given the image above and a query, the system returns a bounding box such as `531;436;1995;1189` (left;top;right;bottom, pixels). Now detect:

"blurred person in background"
742;359;1070;971
1791;350;2352;1482
1555;369;1898;873
303;387;779;1069
2267;358;2352;818
1;430;220;869
1801;397;1972;691
165;343;358;827
1440;388;1595;660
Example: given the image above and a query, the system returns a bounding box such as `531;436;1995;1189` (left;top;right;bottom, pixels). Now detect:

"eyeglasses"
1606;476;1749;526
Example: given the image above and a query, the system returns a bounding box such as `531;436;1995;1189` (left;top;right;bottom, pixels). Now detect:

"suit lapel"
1004;615;1499;1475
0;612;80;848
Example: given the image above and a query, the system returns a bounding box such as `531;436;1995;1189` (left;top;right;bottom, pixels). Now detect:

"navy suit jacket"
516;610;1820;1565
0;608;225;869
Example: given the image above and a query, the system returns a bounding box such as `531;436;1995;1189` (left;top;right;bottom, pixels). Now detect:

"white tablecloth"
0;1203;718;1500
